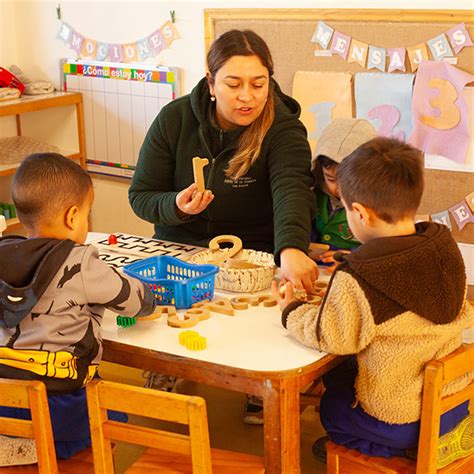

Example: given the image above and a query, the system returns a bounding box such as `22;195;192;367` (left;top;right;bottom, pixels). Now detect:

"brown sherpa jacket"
283;222;474;424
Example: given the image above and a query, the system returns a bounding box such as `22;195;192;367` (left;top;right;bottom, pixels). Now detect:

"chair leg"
326;449;339;473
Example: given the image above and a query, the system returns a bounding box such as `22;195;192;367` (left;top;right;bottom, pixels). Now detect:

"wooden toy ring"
306;294;322;306
185;307;211;321
230;296;260;310
314;281;328;290
167;313;199;328
208;235;243;261
140;305;176;321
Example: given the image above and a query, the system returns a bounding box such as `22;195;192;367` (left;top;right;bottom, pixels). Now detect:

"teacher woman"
129;29;318;291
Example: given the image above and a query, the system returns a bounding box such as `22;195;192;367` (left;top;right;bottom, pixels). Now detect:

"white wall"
1;0;472;235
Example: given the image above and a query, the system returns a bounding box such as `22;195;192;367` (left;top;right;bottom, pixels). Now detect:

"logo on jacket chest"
224;176;257;189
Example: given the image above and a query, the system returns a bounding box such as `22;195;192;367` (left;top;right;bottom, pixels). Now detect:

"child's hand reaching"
272;279;306;311
317;249;350;264
317;250;350;273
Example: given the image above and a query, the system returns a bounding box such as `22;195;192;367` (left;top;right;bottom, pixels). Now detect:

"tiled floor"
100;362;327;473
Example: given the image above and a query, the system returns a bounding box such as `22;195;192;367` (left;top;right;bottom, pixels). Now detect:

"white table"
90;233;340;473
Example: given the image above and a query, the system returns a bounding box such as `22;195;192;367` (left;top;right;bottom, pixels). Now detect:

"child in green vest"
311;118;377;270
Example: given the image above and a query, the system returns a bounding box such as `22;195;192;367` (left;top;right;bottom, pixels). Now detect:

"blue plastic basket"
122;255;219;309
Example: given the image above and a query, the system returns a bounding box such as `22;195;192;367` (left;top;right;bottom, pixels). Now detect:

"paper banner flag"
69;30;84;54
348;39;368;67
81;38;97;59
330;31;351;60
415;215;430;223
427;34;454;61
56;19;180;63
57;21;72;43
449;200;473;230
388;48;406;73
367;46;386;72
355;73;415;140
160;21;180;47
431;210;452;230
109;44;123;62
311;21;334;49
466;192;474;212
123;43;139;63
292;71;352;154
148;29;166;55
136;37;154;61
446;23;473;54
409;61;474;164
407;43;429;71
96;42;109;61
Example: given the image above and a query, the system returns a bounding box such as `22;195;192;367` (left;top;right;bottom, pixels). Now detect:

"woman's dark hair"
207;30;275;179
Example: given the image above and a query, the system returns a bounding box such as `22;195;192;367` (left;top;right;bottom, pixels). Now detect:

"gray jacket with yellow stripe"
0;236;155;393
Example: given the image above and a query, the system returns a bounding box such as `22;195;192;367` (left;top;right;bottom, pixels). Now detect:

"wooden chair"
0;379;94;474
326;343;474;473
86;378;265;473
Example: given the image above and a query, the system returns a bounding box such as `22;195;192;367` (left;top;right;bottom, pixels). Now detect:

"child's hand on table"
272;280;307;311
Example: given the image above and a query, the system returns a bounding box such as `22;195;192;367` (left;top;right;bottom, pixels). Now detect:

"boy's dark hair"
12;153;92;228
337;137;424;224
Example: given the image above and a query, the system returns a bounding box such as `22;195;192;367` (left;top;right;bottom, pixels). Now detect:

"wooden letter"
192;157;209;193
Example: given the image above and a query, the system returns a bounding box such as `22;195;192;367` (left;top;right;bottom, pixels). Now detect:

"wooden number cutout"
420;78;460;130
192;300;210;309
203;298;235;316
185;307;211;321
167;313;199;328
140;305;176;321
208;235;243;263
192;157;209;193
258;295;277;307
230;296;260;310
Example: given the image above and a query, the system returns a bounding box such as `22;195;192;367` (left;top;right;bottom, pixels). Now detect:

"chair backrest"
86;379;213;474
417;343;474;473
0;379;58;474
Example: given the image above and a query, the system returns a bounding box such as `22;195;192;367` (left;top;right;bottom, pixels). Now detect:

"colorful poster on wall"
354;73;415;141
409;61;474;168
292;71;352;153
424;84;474;172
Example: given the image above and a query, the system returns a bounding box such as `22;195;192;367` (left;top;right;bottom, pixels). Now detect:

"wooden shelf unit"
0;91;86;231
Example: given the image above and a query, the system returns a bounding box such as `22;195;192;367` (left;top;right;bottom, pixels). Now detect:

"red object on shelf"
0;67;25;95
108;234;118;245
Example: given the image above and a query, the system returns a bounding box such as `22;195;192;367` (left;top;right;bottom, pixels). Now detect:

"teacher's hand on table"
176;183;214;216
279;248;319;294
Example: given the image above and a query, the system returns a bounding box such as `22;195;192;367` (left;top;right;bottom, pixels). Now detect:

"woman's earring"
210;96;216;102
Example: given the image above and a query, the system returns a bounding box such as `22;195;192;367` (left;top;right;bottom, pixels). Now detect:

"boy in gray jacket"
0;153;155;463
275;138;473;466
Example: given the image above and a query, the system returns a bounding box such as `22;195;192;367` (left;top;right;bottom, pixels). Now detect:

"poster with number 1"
292;71;353;154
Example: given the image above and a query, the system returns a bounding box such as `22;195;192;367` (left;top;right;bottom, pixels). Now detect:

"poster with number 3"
409;61;474;171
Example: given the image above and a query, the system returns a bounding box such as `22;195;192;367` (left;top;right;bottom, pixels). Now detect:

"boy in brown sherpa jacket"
274;137;474;465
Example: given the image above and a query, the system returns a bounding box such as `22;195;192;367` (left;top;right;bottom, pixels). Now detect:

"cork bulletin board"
204;9;474;297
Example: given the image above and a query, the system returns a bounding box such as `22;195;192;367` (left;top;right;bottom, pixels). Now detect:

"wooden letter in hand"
192;157;209;192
